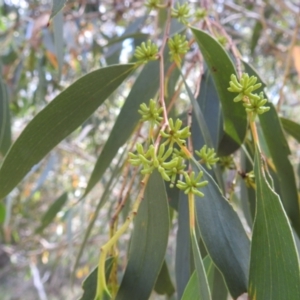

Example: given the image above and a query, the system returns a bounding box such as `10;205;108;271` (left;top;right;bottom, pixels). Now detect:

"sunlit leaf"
0;64;134;200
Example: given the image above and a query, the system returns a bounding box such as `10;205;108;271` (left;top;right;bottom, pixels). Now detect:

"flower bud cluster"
228;73;270;121
168;34;189;67
195;145;219;169
129;105;211;196
138;99;163;127
134;40;158;64
171;3;190;24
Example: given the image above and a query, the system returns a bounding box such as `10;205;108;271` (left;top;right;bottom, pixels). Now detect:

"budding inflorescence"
171;3;190;24
138;99;163;127
134;40;159;64
145;0;162;9
195;145;219;169
160;118;191;148
228;73;270;121
176;171;208;197
129;100;212;197
168;34;189;67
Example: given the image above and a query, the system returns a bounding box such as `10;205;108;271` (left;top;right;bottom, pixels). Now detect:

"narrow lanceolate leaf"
154;260;175;296
53;11;64;80
176;193;192;299
0;74;11;156
116;171;169;300
192;71;222;151
80;258;114;300
259;104;300;236
181;271;200;300
280;117;300;143
50;0;67;19
191;232;212;300
192;160;250;298
0;64;134;200
83;61;162;198
249;151;300;300
36;192;68;233
191;28;247;156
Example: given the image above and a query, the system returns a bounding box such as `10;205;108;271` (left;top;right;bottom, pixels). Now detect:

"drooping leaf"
192;71;222;151
83;61;161;198
192;160;250;298
0;202;5;223
0;73;11;156
191;27;247;156
250;21;263;54
191;231;212;300
249;151;300;299
80;258;114;300
36;192;68;233
0;64;134;200
259;104;300;236
181;271;200;300
53;11;64;80
116;171;169;300
154;260;175;296
50;0;67;19
176;192;192;299
203;255;215;291
212;268;228;300
280;117;300;143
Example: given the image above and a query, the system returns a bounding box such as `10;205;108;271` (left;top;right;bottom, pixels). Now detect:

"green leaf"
80;258;114;300
249;150;300;300
0;64;134;200
83;61;161;198
154;260;175;296
212;268;228;300
36;192;68;233
192;160;250;298
280;117;300;143
0;202;5;223
181;271;200;300
50;0;66;19
259;104;300;236
176;193;192;299
250;21;263;54
203;256;215;291
53;11;64;80
191;27;247;156
192;71;222;151
115;170;169;300
0;73;11;156
191;232;212;300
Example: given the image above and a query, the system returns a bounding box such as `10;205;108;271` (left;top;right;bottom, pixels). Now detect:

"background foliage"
0;0;300;299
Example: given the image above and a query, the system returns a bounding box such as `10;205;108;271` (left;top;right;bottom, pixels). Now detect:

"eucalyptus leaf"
0;64;134;200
